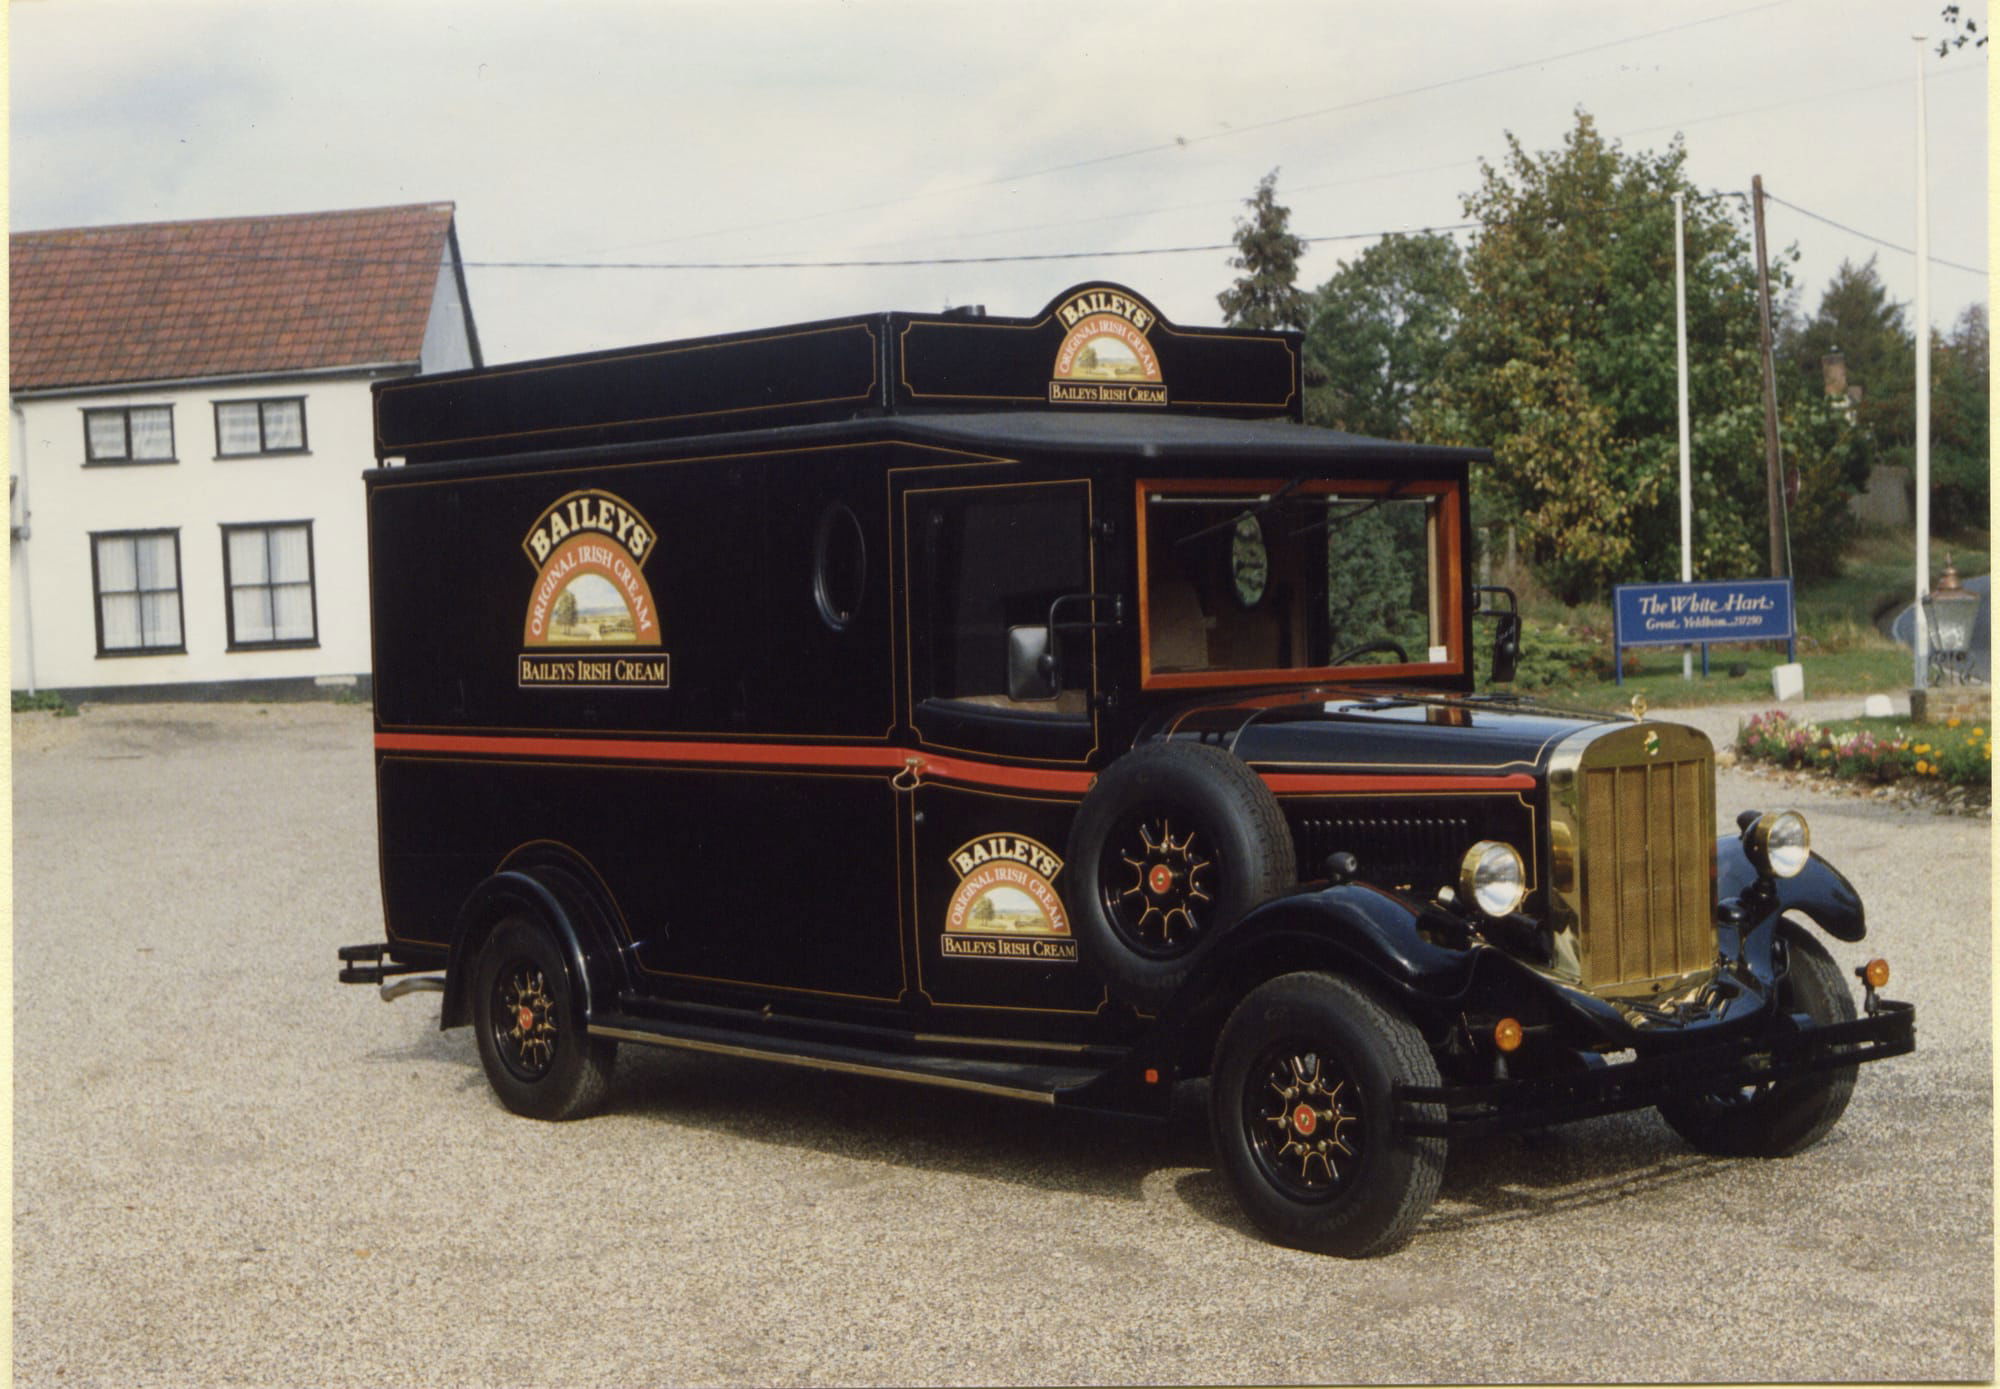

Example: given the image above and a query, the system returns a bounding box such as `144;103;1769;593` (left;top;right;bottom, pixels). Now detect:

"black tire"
1657;922;1857;1157
1210;972;1446;1257
471;916;616;1121
1065;738;1294;1009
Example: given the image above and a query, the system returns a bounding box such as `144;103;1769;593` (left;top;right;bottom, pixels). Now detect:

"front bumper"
1394;999;1914;1139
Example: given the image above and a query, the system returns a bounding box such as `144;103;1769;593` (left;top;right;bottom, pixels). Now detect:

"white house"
9;202;481;699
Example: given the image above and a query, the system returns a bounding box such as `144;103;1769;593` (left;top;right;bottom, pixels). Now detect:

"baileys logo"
518;489;671;689
1050;288;1166;407
941;835;1077;963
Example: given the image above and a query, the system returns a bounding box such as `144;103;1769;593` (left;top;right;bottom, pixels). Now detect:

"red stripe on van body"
375;731;1536;799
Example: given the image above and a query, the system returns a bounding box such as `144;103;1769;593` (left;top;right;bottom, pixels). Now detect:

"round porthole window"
812;503;867;631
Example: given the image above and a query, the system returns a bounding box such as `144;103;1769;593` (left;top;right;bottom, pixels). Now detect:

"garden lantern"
1922;557;1982;684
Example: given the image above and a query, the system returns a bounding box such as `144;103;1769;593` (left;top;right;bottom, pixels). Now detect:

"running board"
589;1013;1109;1105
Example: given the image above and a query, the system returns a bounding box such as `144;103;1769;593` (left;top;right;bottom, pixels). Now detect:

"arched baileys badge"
1049;288;1167;407
518;489;672;689
942;835;1077;963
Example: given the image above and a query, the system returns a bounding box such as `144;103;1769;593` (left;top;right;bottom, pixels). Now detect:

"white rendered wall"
11;373;388;692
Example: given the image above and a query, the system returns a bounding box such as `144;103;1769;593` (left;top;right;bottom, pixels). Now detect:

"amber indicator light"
1863;959;1891;990
1493;1018;1524;1053
1143;1068;1161;1085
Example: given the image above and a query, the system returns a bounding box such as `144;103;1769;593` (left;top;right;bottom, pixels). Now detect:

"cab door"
896;472;1115;1029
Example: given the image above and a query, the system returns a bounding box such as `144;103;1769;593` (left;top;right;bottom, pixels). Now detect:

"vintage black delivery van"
341;283;1913;1256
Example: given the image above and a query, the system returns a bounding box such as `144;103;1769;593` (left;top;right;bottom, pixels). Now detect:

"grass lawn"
1507;644;1916;712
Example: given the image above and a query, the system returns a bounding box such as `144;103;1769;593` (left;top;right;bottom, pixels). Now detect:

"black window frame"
89;528;188;657
81;405;178;466
220;519;321;651
213;397;310;458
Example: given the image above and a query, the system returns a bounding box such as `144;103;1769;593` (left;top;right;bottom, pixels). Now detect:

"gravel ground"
12;700;1993;1386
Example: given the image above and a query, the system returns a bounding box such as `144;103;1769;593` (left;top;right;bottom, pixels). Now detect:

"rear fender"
1715;837;1865;942
443;859;632;1029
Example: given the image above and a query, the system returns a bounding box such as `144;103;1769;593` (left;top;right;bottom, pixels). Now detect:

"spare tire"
1066;738;1295;1008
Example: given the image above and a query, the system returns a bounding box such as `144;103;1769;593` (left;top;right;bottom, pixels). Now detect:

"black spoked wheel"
1243;1041;1365;1203
471;916;615;1121
1211;972;1445;1257
1657;922;1857;1158
1098;808;1222;959
1067;740;1293;1008
488;954;560;1083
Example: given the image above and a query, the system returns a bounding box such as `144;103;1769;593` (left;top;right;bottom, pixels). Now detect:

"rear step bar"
338;943;445;1001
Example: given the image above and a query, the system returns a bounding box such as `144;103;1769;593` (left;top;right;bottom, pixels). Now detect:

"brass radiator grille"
1575;750;1715;991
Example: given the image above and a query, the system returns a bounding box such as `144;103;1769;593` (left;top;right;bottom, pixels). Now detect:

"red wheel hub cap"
518;1006;535;1031
1292;1103;1318;1136
1147;864;1175;895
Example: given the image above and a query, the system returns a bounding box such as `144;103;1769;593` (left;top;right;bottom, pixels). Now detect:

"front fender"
1158;884;1498;1045
1715;836;1866;941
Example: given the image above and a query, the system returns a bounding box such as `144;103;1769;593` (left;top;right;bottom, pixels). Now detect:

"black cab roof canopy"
372;281;1491;473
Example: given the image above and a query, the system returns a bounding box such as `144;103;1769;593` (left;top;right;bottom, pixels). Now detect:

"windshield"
1138;480;1460;687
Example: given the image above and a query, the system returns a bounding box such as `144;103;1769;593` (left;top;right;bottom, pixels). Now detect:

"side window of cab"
907;480;1097;761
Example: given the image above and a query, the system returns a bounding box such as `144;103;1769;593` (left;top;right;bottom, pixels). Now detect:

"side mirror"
1490;612;1521;685
1473;585;1521;685
1006;625;1058;701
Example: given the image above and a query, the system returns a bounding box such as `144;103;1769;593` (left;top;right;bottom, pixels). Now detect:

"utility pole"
1750;175;1785;579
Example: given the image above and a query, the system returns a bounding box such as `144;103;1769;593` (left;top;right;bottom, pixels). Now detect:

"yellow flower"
1915;743;1932;755
1974;728;1986;739
1818;748;1832;759
1947;717;1962;728
1915;759;1930;774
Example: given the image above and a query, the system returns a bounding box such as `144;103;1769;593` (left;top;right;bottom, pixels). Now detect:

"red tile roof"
10;203;461;392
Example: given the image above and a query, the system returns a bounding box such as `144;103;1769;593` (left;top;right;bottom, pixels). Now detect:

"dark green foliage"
1218;170;1309;332
1324;503;1428;657
1473;617;1615;690
1782;256;1916;473
1304;232;1464;439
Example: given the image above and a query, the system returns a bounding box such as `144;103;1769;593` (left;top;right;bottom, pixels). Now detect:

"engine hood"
1150;689;1630;778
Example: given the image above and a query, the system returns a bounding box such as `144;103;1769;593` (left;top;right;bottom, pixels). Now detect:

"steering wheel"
1330;639;1409;666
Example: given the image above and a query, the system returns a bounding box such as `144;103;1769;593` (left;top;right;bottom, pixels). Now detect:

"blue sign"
1611;579;1795;684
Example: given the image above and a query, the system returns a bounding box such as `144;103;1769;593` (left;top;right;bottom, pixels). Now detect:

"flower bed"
1737;710;1993;793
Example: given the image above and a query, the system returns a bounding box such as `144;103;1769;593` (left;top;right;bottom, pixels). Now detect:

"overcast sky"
10;0;1990;366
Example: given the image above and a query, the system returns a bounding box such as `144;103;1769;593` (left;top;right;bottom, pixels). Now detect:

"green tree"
1419;109;1831;601
1217;169;1308;331
1782;256;1916;473
1303;232;1464;439
1931;303;1990;533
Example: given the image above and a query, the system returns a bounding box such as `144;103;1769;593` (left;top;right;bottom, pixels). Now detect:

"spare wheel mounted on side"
1065;737;1295;1008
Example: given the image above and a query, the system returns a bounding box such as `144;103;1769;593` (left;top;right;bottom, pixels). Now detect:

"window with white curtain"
223;522;318;648
214;398;308;457
83;406;177;464
92;530;185;654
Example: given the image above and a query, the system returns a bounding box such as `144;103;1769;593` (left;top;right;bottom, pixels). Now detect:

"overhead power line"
576;0;1795;258
1763;190;1987;276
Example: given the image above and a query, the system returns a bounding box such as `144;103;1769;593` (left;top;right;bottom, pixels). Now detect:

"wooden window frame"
1134;476;1466;691
213;397;310;459
220;520;321;651
81;405;177;466
90;528;188;657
